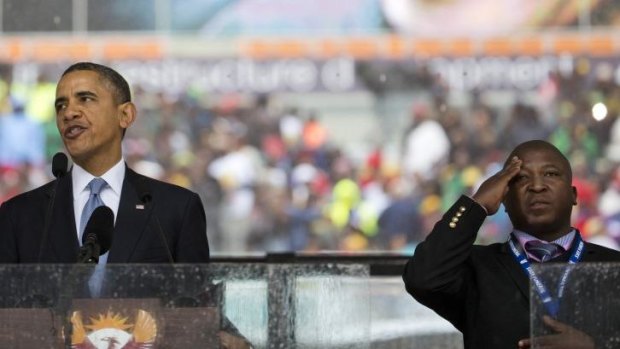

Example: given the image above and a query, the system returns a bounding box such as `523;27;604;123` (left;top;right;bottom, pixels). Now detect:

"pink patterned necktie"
524;240;562;263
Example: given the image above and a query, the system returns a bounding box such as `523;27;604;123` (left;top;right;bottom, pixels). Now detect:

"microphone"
77;206;114;264
51;152;69;178
135;179;174;263
38;152;69;262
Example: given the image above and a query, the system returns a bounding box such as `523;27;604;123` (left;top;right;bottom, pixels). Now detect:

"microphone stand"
59;264;95;348
61;235;101;347
76;234;101;264
136;181;174;263
38;152;68;262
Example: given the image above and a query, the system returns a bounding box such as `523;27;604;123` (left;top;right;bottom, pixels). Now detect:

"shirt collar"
512;229;576;253
72;158;126;198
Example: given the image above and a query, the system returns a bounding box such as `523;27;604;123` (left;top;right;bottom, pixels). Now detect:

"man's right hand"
472;156;522;215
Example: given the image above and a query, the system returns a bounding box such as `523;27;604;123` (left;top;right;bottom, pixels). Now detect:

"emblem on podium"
71;309;157;349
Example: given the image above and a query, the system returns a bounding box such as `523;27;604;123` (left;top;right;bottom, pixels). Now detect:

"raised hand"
472;156;522;215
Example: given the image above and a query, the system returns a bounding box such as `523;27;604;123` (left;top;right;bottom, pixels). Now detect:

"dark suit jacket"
403;195;620;349
0;166;209;263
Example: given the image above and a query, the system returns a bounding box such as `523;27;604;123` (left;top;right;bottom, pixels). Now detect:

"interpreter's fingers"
219;331;231;349
518;338;555;349
526;334;556;348
500;156;522;181
542;315;569;333
518;338;531;348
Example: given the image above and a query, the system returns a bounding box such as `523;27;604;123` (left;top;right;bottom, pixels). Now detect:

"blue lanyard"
508;233;584;318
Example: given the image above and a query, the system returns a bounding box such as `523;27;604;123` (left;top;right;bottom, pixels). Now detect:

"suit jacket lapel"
497;242;530;305
108;167;151;263
47;172;80;262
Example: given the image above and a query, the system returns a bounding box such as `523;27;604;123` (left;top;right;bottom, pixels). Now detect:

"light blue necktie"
79;178;107;242
80;178;109;297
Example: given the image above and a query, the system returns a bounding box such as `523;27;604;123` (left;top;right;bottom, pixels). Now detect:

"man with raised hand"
403;140;620;348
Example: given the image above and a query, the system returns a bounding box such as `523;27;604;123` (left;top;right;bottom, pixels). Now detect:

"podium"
530;263;620;349
0;263;371;348
0;264;221;348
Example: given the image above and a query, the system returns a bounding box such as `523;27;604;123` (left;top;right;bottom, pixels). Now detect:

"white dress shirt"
72;159;125;239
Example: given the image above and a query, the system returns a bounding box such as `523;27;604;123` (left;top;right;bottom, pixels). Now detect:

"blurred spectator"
467;105;498;156
583;216;620;250
25;73;57;124
599;167;620;218
279;107;303;149
401;103;450;184
327;177;361;233
208;119;264;252
606;114;620;162
301;113;328;152
377;178;422;252
569;152;600;236
286;187;322;251
502;102;549;150
0;97;45;170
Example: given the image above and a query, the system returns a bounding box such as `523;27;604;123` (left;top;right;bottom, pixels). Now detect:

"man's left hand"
518;316;595;349
219;330;253;349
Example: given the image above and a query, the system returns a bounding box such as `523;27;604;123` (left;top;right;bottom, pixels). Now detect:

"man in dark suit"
0;62;209;263
403;140;620;348
0;62;254;348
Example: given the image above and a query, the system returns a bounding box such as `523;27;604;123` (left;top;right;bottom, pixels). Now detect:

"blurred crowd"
2;58;620;254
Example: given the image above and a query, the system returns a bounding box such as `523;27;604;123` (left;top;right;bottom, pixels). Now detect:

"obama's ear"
118;101;137;130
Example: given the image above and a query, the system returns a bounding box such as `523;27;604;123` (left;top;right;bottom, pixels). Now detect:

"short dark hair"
61;62;131;105
505;140;573;181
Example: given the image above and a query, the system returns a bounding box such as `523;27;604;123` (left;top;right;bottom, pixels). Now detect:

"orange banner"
1;33;619;62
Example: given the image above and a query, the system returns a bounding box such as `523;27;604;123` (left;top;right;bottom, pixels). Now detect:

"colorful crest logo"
70;309;157;349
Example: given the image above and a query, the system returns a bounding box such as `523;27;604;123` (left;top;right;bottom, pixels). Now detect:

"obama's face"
55;70;133;170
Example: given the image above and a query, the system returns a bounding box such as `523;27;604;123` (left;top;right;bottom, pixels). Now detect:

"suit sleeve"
0;201;18;263
402;195;487;330
174;192;210;263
